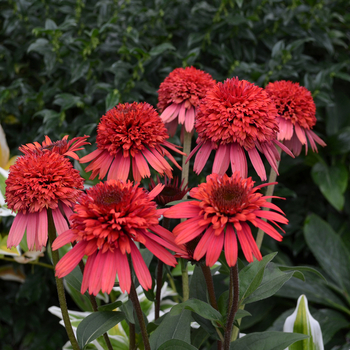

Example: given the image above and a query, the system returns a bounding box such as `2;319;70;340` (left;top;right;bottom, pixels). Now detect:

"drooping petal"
52;230;76;250
115;248;131;293
130;242;152;290
185;107;195;133
230;143;248;178
194;142;213;174
164;202;201;219
213;144;230;174
248;147;266;181
26;212;39;250
134;152;151;179
52;208;69;235
206;230;224;267
253;217;283;241
193;226;215;261
224;224;238;267
7;212;28;248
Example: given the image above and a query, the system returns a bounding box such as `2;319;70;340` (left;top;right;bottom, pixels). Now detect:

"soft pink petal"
85;150;111;175
213;144;230;174
80;149;104;164
55;241;87;278
165;118;178;137
185;107;195;133
132;157;141;182
26;212;38;250
115;249;131;293
134;152;151;179
260;201;285;215
81;251;97;294
52;230;76;250
159;146;182;171
141;233;177;266
273;139;294;158
164;202;201;219
89;251;104;296
119;156;131;182
160;103;180;123
100;250;118;294
306;129;326;147
52;208;69;235
174;217;207;244
143;148;166;174
148;183;165;200
193;226;215;261
241;222;262;261
178;103;186;124
230;143;248;178
7;212;28;248
107;152;122;181
186;141;203;164
61;203;74;225
144;229;185;254
98;152;114;179
130;242;152;290
261;143;279;175
253;218;283;241
165;104;182;123
194;142;213;174
224;224;238;267
206;231;224;267
295;123;307;145
236;226;253;263
254;210;288;224
37;209;48;249
247;147;266;181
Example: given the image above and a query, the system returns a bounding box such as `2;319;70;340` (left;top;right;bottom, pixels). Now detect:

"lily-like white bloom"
283;294;324;350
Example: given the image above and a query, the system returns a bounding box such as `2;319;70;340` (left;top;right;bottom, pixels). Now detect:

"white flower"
283;294;324;350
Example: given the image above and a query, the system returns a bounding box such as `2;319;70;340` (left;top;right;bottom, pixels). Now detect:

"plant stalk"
129;322;136;350
47;210;81;350
224;263;239;350
129;279;151;350
181;258;190;301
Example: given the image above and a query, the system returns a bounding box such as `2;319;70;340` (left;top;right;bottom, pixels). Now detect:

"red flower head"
164;172;287;266
19;135;90;160
149;176;189;207
265;80;326;156
189;78;294;181
52;180;184;295
6;151;84;250
158;67;216;136
80;102;184;182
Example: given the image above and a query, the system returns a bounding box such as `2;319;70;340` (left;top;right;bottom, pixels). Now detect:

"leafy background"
1;0;350;349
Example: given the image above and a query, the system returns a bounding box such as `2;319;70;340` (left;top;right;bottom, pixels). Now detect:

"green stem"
155;260;163;320
129;322;136;350
200;264;218;310
181;258;189;301
255;147;281;250
0;256;54;269
224;264;239;350
129;279;151;350
47;210;80;350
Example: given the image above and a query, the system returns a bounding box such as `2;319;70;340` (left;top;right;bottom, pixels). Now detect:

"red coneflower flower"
52;180;183;295
164;172;287;266
149;176;189;207
158;67;216;136
265;80;326;156
6;151;84;250
19;135;90;160
80;102;184;182
190;78;294;181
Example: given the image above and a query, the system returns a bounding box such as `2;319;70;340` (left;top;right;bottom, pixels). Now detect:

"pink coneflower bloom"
52;180;183;295
6;151;84;250
19;135;90;160
190;78;294;181
80;102;184;182
157;67;216;137
164;172;287;266
149;176;189;207
265;80;326;156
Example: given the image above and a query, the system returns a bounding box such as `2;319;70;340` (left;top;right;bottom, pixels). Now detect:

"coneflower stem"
75;247;114;350
129;323;136;350
201;264;218;310
255;147;281;249
181;130;192;199
224;264;239;350
47;211;81;350
130;279;151;350
181;258;190;301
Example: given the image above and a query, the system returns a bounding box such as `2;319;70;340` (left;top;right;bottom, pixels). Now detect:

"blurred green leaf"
157;339;197;350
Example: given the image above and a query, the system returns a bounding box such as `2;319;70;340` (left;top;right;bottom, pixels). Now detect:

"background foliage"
1;0;350;349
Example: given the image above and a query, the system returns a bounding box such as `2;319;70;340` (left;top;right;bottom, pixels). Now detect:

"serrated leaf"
76;311;125;349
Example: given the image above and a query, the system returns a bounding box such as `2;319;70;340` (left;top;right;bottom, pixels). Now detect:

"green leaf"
304;214;350;293
97;301;123;312
189;265;207;302
76;311;125;349
0;172;6;196
239;252;277;303
149;43;175;56
120;299;134;324
157;339;198;350
70;61;90;84
191;327;210;348
27;38;50;54
170;299;224;326
243;263;296;305
277;266;326;282
235;0;244;8
149;310;192;350
53;93;82;111
64;266;85;293
229;331;309;350
105;90;120;111
311;162;348;211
